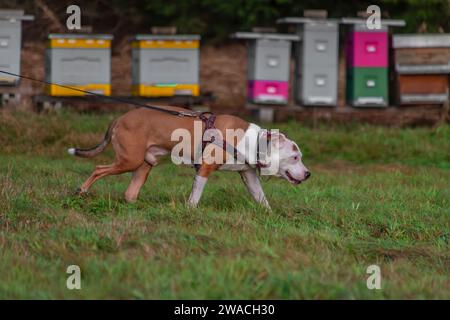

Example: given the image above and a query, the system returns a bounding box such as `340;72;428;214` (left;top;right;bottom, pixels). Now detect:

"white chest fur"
219;123;261;172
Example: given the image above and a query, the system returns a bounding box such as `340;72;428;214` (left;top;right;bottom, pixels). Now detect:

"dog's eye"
293;156;299;161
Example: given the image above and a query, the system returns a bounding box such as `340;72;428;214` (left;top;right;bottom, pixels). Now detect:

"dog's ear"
260;130;287;148
278;132;288;144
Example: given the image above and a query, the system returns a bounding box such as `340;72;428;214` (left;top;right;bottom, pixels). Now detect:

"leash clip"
177;111;200;117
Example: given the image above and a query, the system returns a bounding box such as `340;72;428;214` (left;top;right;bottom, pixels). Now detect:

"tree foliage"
114;0;450;39
3;0;450;41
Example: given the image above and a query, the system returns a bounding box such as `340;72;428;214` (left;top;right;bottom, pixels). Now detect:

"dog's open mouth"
285;170;301;185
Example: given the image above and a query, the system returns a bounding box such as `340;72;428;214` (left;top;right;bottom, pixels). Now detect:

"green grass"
0;110;449;299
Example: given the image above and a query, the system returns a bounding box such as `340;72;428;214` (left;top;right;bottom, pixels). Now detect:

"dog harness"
197;113;269;170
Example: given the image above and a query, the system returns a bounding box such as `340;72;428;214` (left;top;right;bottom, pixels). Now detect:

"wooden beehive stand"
0;88;20;108
34;88;214;114
0;76;22;108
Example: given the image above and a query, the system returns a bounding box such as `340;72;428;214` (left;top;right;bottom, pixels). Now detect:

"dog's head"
258;130;310;185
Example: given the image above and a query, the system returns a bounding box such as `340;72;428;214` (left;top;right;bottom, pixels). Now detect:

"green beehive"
346;67;388;106
343;17;405;107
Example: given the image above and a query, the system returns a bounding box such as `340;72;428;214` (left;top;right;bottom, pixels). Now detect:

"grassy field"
0;110;449;299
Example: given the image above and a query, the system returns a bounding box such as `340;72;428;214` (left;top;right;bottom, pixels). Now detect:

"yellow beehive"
45;34;113;96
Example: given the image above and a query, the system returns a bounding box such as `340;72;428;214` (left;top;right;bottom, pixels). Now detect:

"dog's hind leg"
239;169;271;210
78;161;139;194
76;126;149;196
124;162;152;203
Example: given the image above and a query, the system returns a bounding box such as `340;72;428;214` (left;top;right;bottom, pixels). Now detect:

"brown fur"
74;106;249;202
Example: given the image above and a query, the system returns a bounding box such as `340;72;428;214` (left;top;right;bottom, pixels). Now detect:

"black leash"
1;69;271;173
0;70;198;117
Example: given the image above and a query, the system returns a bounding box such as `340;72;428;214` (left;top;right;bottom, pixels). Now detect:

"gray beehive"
0;9;34;85
45;34;113;96
131;34;201;97
278;17;340;106
233;32;300;104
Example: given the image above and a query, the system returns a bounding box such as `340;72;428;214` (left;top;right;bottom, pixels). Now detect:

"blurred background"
0;0;449;122
7;0;450;40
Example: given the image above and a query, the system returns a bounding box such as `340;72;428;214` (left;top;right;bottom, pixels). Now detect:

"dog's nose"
304;171;311;180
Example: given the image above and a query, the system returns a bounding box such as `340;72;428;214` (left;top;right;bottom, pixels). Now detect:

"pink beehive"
247;80;289;104
346;31;388;67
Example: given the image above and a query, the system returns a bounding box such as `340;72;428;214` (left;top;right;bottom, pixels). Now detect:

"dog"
68;106;310;209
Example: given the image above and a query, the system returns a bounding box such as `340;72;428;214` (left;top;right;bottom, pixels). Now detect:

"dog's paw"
124;197;137;204
73;187;87;196
186;201;198;209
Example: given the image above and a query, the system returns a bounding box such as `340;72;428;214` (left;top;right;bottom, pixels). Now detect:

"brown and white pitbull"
68;106;310;209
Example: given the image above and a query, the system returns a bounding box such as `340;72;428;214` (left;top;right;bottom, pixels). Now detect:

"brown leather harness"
197;111;268;171
198;112;217;153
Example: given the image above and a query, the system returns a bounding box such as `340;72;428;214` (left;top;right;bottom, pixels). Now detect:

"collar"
234;123;271;169
256;129;270;169
235;123;261;167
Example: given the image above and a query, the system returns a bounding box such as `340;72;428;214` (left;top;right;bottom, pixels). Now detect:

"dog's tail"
67;120;117;158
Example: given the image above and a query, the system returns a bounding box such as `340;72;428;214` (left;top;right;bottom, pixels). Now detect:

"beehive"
278;17;340;106
0;9;33;85
343;18;405;107
45;34;113;96
393;34;450;104
131;35;200;97
233;32;299;105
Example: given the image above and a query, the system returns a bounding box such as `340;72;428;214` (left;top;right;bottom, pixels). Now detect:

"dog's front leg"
187;164;219;207
188;175;208;207
240;169;271;210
